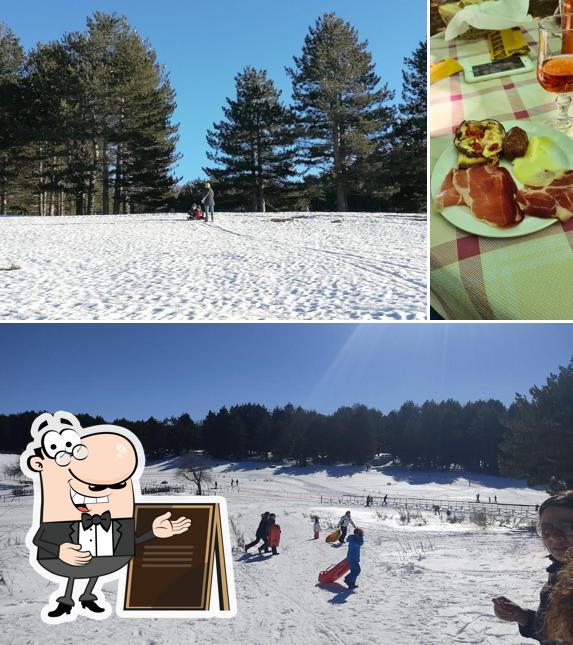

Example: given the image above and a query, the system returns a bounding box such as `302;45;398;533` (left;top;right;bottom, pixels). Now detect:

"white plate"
431;120;573;238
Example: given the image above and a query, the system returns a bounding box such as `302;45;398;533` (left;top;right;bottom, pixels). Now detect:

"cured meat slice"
452;165;523;227
516;170;573;222
434;169;464;210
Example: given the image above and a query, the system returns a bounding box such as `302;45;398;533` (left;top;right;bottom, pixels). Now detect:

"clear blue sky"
0;324;571;422
1;0;426;183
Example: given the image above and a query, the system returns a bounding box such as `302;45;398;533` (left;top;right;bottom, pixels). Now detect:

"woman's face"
539;506;573;562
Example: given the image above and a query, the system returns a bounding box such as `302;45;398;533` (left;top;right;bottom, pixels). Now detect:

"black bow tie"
81;511;112;531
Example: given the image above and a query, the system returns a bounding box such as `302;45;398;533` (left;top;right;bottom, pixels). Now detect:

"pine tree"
24;40;74;215
382;40;427;213
461;400;506;473
287;13;394;211
500;359;573;487
0;23;26;213
82;12;180;214
205;66;295;212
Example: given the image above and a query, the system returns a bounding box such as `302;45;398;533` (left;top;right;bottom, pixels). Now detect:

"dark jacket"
519;556;564;644
255;517;268;540
201;188;215;206
32;519;154;560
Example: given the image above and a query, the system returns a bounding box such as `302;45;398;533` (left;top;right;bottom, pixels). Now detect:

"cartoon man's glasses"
41;428;88;466
536;521;573;539
55;443;88;466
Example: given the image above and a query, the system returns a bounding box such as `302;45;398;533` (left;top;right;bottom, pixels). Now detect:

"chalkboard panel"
123;502;230;612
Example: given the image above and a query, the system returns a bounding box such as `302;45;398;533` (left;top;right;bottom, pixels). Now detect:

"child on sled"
187;203;205;220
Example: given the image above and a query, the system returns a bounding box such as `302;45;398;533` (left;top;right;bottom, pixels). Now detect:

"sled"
325;528;341;543
269;524;281;547
318;558;350;584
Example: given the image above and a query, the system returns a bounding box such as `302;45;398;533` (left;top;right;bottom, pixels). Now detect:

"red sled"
318;558;350;584
269;524;281;547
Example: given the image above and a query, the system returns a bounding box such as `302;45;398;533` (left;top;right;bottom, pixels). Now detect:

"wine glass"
538;14;573;131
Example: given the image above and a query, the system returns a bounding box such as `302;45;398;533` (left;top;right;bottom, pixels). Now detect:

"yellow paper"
430;58;463;84
488;28;530;61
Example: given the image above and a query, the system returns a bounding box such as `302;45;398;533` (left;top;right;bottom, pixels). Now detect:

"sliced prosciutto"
434;169;464;210
516;170;573;222
436;165;523;227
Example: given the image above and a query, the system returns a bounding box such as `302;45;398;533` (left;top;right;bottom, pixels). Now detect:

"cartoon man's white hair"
30;411;83;441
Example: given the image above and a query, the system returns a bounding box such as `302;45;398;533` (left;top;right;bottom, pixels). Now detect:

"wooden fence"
338;493;538;521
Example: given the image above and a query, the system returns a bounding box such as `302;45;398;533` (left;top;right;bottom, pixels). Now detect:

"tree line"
0;12;425;215
2;357;572;489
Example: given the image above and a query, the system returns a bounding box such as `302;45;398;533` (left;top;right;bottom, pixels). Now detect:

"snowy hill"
0;212;426;320
0;455;550;643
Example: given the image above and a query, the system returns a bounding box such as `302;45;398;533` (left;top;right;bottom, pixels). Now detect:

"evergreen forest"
2;357;573;490
0;12;426;215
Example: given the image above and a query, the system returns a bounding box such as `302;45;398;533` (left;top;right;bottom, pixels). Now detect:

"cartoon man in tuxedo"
21;411;191;623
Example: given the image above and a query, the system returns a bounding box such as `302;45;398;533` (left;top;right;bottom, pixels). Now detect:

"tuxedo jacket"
33;518;154;560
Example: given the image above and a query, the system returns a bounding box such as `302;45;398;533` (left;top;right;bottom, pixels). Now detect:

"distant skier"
383;494;388;505
476;493;480;503
338;511;356;544
245;511;270;553
201;181;215;222
343;528;364;590
495;495;498;503
313;516;321;540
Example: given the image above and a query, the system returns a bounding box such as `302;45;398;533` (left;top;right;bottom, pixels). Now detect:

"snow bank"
0;212;426;320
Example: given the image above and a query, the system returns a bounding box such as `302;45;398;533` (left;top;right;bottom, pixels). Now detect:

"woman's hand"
492;596;530;626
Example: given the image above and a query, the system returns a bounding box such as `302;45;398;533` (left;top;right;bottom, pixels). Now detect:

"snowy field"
0;455;552;644
0;212;426;320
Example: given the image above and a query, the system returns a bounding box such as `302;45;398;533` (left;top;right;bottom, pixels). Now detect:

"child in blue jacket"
344;528;364;589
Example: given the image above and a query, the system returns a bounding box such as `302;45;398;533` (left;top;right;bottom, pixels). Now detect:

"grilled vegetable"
454;119;506;167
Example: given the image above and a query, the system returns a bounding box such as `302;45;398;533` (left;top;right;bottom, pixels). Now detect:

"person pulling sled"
245;511;270;553
258;512;275;554
201;182;215;222
338;511;356;543
343;528;364;589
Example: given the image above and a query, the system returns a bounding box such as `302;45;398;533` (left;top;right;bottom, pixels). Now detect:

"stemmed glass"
537;14;573;131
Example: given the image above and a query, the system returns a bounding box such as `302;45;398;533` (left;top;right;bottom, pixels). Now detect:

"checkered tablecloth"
430;22;573;320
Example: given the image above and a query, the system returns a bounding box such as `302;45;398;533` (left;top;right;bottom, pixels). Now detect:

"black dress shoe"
48;602;72;617
81;600;105;613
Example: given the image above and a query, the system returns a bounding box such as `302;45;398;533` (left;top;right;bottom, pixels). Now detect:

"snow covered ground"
0;212;426;320
0;455;551;644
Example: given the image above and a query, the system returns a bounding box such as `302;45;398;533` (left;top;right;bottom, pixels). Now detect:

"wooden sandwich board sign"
117;496;236;618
